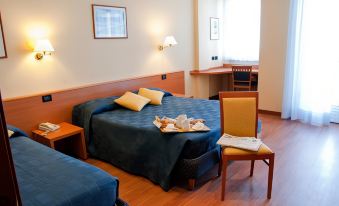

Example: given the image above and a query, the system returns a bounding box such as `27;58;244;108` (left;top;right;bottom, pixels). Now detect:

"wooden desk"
190;67;259;75
190;67;259;93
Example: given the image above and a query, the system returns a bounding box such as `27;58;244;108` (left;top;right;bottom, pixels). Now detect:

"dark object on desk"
232;65;253;91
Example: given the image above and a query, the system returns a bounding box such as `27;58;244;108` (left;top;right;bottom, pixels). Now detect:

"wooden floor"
86;114;339;206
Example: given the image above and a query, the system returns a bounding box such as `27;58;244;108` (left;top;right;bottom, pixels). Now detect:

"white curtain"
223;0;261;62
282;0;339;126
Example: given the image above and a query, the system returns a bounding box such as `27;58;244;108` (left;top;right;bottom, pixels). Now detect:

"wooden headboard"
3;71;185;134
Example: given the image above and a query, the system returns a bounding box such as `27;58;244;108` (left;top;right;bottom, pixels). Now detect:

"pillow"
8;130;14;138
132;88;173;97
114;92;151;111
138;88;165;105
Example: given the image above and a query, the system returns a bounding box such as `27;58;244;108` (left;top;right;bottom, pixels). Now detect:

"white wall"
197;0;223;70
195;0;291;110
193;0;224;99
258;0;290;112
0;0;195;99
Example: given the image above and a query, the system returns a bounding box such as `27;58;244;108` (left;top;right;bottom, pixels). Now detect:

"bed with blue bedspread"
73;90;221;191
8;125;127;206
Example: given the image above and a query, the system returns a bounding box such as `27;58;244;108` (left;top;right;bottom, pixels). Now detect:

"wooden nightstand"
172;93;194;98
32;122;88;160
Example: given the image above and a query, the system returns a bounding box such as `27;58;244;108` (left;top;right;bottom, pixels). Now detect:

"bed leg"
188;179;196;190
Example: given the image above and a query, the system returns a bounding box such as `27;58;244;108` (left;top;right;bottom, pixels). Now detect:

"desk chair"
218;91;275;200
232;66;252;91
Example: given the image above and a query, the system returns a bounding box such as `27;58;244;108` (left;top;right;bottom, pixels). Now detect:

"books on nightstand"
217;133;262;152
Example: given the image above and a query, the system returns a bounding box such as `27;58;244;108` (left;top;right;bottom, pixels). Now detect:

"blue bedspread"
73;95;221;191
10;131;119;206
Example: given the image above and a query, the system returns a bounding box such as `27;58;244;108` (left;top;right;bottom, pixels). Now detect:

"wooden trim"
92;4;128;39
4;71;183;102
190;67;258;75
0;92;22;206
0;12;8;59
259;110;282;116
223;64;259;68
3;71;185;134
223;64;233;68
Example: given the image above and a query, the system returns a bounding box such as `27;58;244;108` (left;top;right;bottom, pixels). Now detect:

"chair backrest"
232;65;252;82
219;91;258;138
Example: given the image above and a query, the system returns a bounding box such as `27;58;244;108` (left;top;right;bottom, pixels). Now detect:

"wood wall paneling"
3;71;185;134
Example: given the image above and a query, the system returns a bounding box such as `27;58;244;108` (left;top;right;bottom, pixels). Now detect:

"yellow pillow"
114;92;151;111
138;88;165;105
8;130;14;138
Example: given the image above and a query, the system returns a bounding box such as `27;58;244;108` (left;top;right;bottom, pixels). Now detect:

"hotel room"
1;0;339;206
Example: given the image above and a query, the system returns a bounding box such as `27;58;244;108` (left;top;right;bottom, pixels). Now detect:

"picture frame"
92;4;128;39
0;12;7;59
210;17;219;40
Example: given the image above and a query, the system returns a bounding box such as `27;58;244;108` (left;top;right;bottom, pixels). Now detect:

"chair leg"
218;148;223;177
250;160;255;176
267;155;275;199
221;156;228;201
188;179;196;190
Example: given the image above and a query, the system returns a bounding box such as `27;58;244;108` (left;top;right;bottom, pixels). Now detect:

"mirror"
0;12;7;59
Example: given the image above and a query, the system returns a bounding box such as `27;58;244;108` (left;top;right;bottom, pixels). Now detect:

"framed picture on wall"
210;17;219;40
92;5;128;39
0;12;7;59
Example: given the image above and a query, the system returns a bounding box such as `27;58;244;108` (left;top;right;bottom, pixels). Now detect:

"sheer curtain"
282;0;339;126
223;0;261;62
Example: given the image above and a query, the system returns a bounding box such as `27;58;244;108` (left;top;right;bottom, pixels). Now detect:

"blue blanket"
73;95;221;191
10;128;119;206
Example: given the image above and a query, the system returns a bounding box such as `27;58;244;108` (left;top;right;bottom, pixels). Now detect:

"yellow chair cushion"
138;88;165;105
223;143;273;156
114;92;151;111
222;97;256;137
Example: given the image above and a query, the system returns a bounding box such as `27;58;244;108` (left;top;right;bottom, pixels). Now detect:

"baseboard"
259;110;282;116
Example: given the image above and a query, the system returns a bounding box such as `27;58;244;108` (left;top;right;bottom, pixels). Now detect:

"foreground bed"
73;90;221;191
8;126;128;206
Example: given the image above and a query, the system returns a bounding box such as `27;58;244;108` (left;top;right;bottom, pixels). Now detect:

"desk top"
190;67;259;75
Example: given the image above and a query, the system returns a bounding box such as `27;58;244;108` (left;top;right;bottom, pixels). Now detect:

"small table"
172;93;194;98
32;122;88;160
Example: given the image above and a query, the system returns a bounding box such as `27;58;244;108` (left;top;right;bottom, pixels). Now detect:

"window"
282;0;339;125
223;0;261;62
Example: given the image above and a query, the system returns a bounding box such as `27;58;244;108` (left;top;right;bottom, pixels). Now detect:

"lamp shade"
163;36;178;47
34;39;54;52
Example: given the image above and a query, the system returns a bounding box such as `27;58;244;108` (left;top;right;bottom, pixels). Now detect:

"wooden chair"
232;66;252;91
218;91;275;200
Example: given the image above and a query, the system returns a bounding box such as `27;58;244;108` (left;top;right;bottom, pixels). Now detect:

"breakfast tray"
153;120;211;133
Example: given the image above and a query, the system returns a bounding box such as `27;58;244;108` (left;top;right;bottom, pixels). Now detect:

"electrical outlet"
212;56;215;61
215;56;218;60
42;95;52;103
161;74;167;80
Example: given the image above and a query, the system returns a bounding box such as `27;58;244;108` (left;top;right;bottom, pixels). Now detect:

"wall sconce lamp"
159;36;178;51
34;39;55;60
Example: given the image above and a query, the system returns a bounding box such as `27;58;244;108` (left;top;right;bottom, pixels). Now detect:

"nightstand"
32;122;88;160
172;93;194;98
